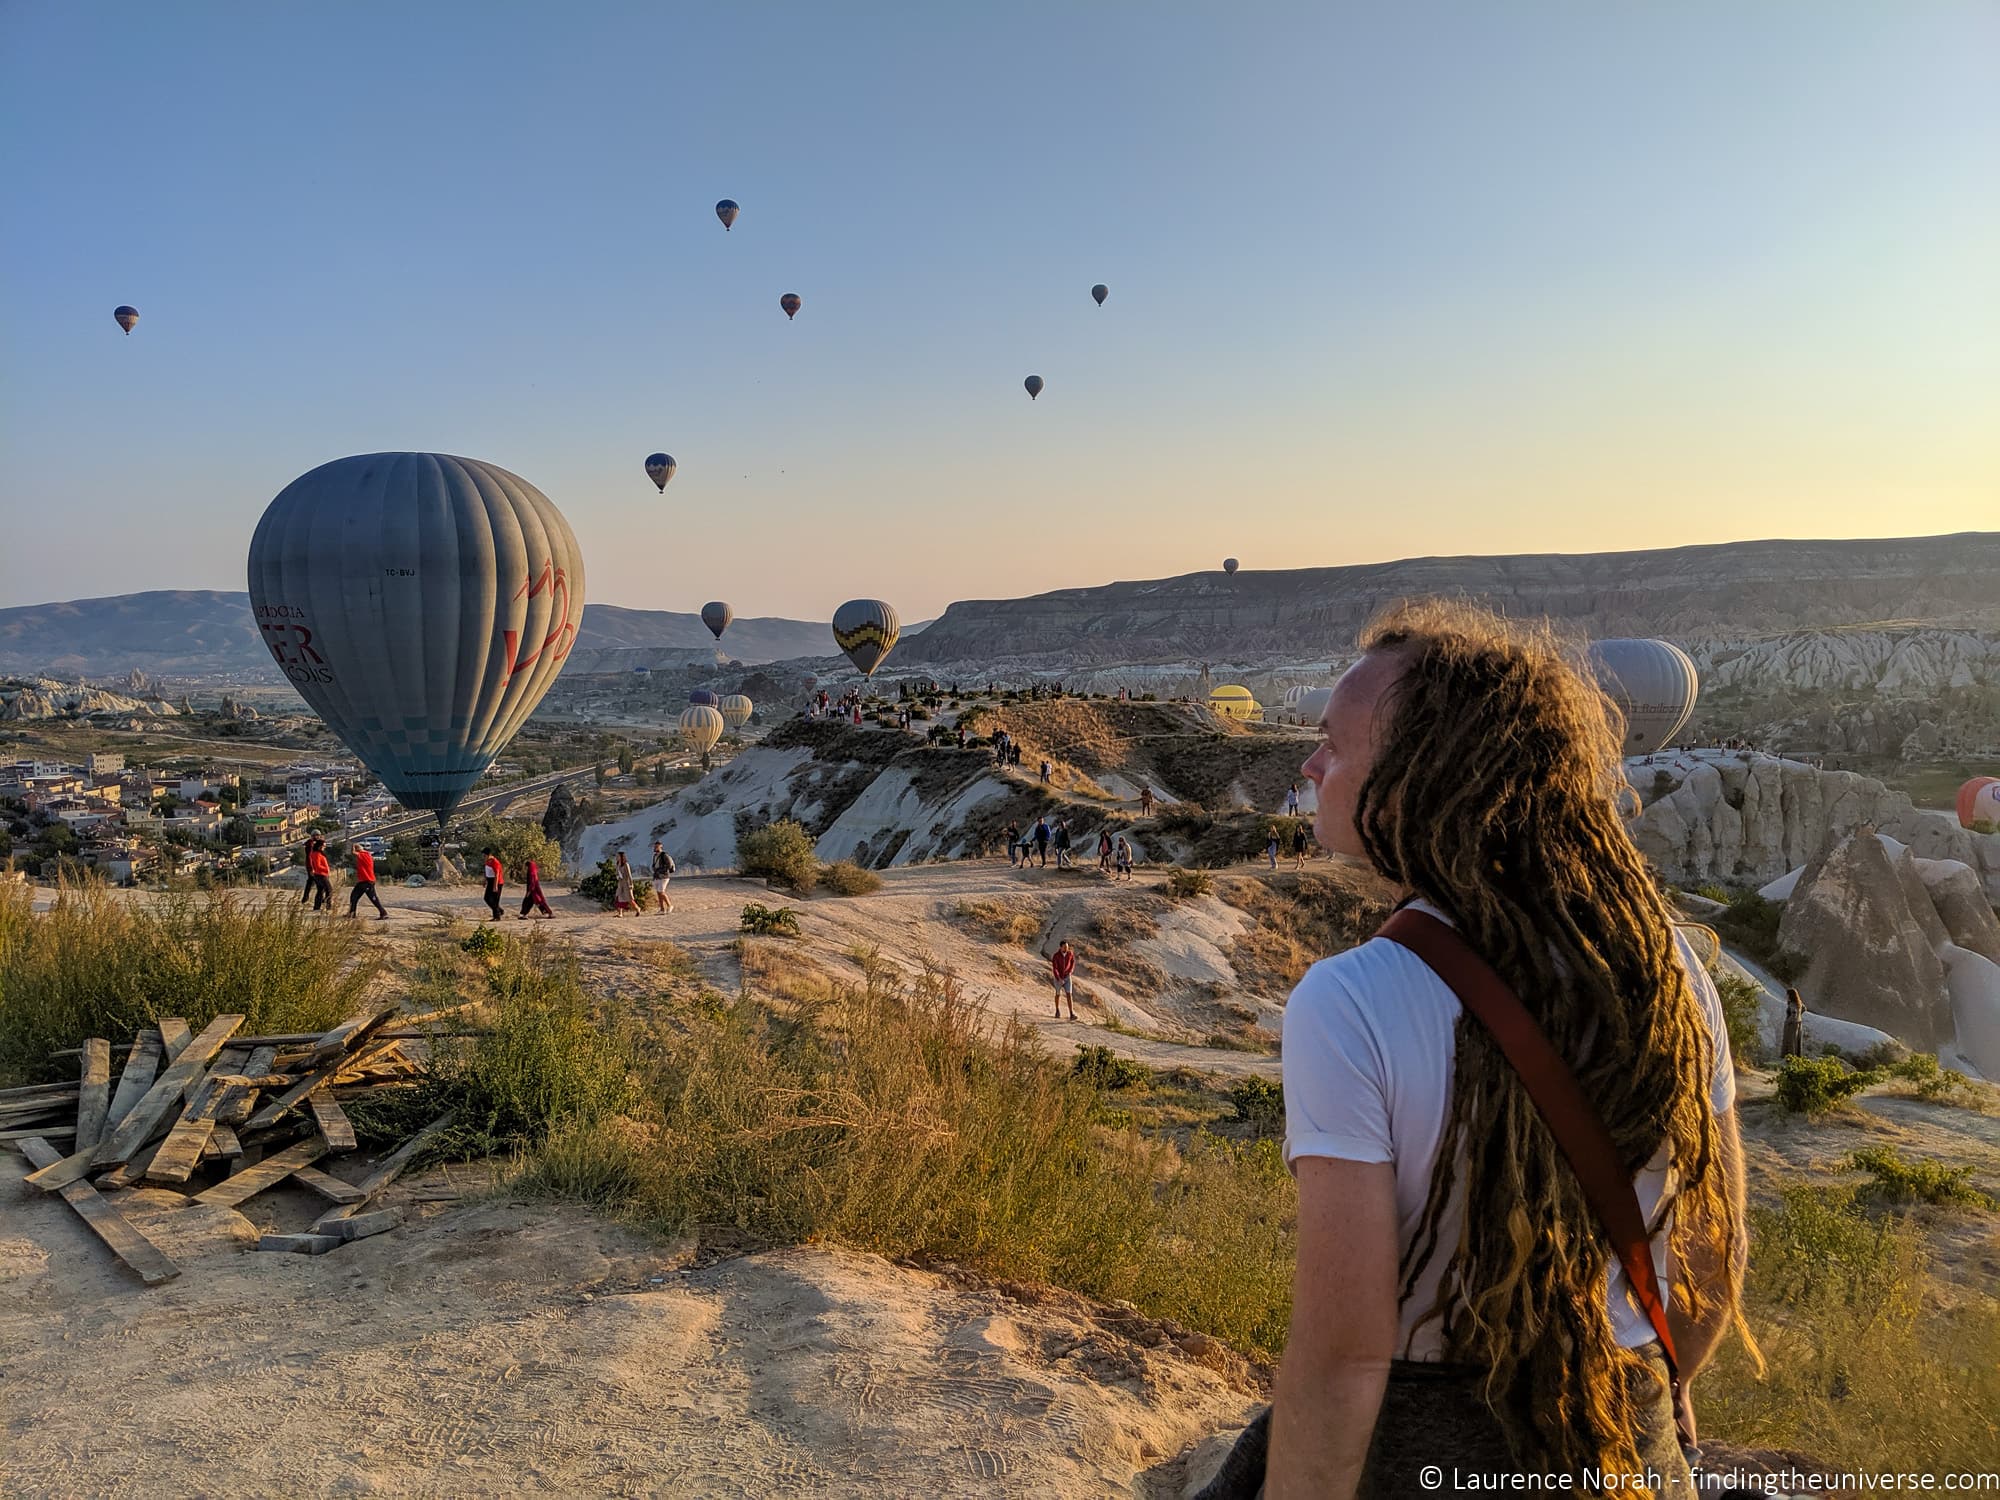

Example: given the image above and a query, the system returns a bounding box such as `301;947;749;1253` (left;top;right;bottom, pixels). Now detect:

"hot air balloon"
780;293;801;320
113;305;140;334
246;453;584;825
1586;639;1699;756
701;601;733;640
1091;284;1108;307
832;599;900;678
679;704;725;755
1957;777;2000;830
1024;375;1044;400
1208;684;1260;721
716;199;739;230
645;453;676;492
1223;558;1239;575
720;694;754;730
689;689;719;707
1297;686;1332;725
1281;685;1308;707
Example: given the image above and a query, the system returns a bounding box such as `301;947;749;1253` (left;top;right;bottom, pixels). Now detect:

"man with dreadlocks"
1215;601;1752;1499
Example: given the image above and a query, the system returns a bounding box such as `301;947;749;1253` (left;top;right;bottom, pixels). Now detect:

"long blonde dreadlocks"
1353;599;1750;1485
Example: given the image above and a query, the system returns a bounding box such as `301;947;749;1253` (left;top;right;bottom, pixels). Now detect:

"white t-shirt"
1282;901;1734;1360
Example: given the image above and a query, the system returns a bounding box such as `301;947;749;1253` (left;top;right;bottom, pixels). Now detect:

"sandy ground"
0;1151;1256;1498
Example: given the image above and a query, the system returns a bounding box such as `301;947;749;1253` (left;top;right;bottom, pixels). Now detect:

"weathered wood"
313;1112;455;1229
244;1036;397;1132
75;1039;112;1153
194;1137;328;1208
301;1002;402;1072
49;1010;484;1060
143;1080;229;1184
94;1136;168;1190
0;1096;73;1121
90;1014;243;1169
256;1232;341;1255
157;1019;192;1065
15;1137;180;1285
243;1045;278;1077
306;1092;357;1152
229;1142;266;1175
328;1208;403;1243
0;1126;77;1144
206;1124;243;1158
103;1031;162;1130
0;1080;83;1101
290;1165;367;1204
209;1079;262;1125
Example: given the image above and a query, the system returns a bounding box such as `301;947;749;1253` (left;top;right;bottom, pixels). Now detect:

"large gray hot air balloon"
679;704;725;755
1223;557;1239;575
1091;284;1108;307
645;453;676;492
688;689;719;707
1586;638;1699;755
719;694;753;730
246;453;584;825
1024;375;1044;400
832;599;899;678
701;601;733;640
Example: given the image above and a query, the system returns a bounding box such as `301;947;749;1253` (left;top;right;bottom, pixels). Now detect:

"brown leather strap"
1377;907;1685;1415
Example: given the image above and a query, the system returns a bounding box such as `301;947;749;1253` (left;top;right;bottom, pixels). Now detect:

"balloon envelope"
1586;639;1699;755
720;694;754;730
715;199;739;229
1091;284;1108;306
780;293;801;320
1223;557;1239;574
701;601;733;640
1024;375;1043;400
832;599;900;677
644;453;676;492
246;453;584;823
688;689;719;707
113;305;139;334
1957;777;2000;829
679;705;725;754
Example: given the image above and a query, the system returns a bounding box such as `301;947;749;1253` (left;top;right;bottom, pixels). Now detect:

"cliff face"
902;533;2000;667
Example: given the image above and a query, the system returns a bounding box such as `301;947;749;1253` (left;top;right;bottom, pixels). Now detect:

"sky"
3;3;1996;622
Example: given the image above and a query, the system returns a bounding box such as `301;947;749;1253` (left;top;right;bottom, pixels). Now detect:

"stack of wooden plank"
1;1004;463;1285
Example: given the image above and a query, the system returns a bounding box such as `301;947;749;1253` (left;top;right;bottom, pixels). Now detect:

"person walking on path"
519;857;553;919
1049;939;1078;1020
346;844;387;919
304;836;334;912
1098;829;1114;872
1782;986;1807;1059
1290;822;1310;868
1138;785;1156;816
1206;599;1748;1500
1266;829;1280;869
1053;818;1073;868
650;841;676;913
612;850;636;914
1033;816;1051;868
1039;758;1052;785
481;847;505;921
1114;836;1134;881
1006;820;1022;867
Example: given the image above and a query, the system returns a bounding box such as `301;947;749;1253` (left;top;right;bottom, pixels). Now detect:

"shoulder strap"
1376;907;1685;1409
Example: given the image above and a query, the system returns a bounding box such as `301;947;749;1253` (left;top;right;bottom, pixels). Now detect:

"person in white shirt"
1241;600;1751;1500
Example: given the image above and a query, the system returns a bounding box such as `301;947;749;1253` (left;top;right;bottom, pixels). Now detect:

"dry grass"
948;897;1047;947
1220;869;1396;993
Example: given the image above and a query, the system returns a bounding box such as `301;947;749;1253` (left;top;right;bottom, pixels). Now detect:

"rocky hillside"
0;677;181;721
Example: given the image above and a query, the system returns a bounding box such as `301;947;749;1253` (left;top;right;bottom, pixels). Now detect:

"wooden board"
89;1014;243;1169
256;1232;341;1255
193;1137;328;1208
142;1080;228;1184
243;1046;278;1077
290;1165;367;1204
157;1019;192;1065
94;1136;167;1190
0;1126;77;1144
306;1092;357;1152
0;1080;85;1100
300;1002;402;1072
243;1036;396;1132
103;1031;162;1131
15;1137;180;1286
75;1039;112;1153
313;1112;455;1229
329;1208;403;1243
206;1124;243;1158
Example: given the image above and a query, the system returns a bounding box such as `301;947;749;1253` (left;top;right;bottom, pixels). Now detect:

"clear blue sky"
4;3;1995;621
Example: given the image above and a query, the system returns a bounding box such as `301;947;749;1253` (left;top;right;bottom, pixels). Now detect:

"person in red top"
519;857;553;919
1049;938;1078;1020
347;845;387;919
304;836;333;912
481;847;504;921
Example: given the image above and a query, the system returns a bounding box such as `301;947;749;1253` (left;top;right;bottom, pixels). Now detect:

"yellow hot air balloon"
1208;684;1260;721
679;704;725;756
719;694;754;730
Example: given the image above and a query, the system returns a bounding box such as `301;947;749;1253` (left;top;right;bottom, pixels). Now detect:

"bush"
1166;866;1214;899
1714;973;1765;1066
1072;1044;1149;1090
1229;1076;1285;1134
1713;891;1785;966
1774;1054;1878;1116
1694;884;1730;904
819;861;882;897
574;858;624;907
1765;948;1809;984
740;903;801;937
466;816;562;880
459;926;505;956
1885;1051;1975;1102
1847;1146;1996;1209
738;819;819;893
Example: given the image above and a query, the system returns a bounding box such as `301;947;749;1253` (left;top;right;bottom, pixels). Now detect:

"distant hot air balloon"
1957;777;2000;830
701;601;733;640
1208;684;1260;721
1024;375;1044;400
780;293;801;320
645;453;676;492
720;694;754;730
1586;639;1699;756
246;453;583;825
114;305;139;334
832;599;900;678
715;199;739;230
689;689;719;707
1297;686;1332;725
1091;284;1108;307
679;704;725;755
1223;557;1239;575
1281;685;1307;708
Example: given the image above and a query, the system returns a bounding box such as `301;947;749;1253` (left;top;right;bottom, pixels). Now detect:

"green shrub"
1765;948;1809;984
574;858;623;907
459;926;505;956
738;819;819;893
1713;891;1785;965
1695;883;1731;903
1072;1043;1149;1090
819;861;883;897
1774;1054;1878;1116
1885;1051;1975;1102
1229;1075;1285;1134
1847;1146;1996;1209
1166;866;1214;899
465;816;563;879
1714;973;1765;1066
740;903;801;937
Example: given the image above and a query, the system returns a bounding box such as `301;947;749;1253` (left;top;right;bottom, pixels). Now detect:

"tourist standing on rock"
651;841;675;913
1033;816;1051;868
304;836;334;912
346;844;386;919
1782;987;1806;1059
519;856;553;919
1049;939;1078;1020
1138;785;1156;816
1114;836;1134;881
1286;781;1301;816
612;851;636;915
481;847;505;921
1204;600;1748;1500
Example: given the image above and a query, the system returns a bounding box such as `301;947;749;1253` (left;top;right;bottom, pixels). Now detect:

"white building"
87;752;125;778
286;774;342;809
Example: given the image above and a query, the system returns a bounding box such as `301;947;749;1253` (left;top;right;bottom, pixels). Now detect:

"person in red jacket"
519;857;553;919
481;847;504;921
1050;938;1078;1020
347;845;387;919
304;836;333;912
